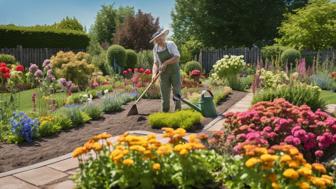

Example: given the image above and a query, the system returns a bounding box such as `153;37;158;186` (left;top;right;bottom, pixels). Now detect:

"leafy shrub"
38;115;61;137
215;144;334;188
66;93;94;104
81;103;103;120
0;54;17;64
53;114;72;130
210;55;246;90
259;69;289;89
310;72;336;91
252;82;325;110
107;45;126;73
240;75;253;91
281;48;301;65
148;110;202;130
137;50;153;69
261;45;288;60
224;98;335;161
9;112;39;143
51;51;95;89
101;93;135;113
72;128;222;189
212;87;232;104
91;51;113;75
184;60;202;74
56;106;91;127
125;49;138;68
0;25;89;48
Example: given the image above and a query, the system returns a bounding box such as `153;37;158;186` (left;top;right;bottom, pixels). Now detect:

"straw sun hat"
149;28;169;43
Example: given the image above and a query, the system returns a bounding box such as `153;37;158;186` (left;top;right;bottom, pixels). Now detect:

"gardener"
150;28;181;112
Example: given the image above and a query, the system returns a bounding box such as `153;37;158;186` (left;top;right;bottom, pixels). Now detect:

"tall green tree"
277;0;336;50
172;0;308;48
55;16;84;32
91;5;134;44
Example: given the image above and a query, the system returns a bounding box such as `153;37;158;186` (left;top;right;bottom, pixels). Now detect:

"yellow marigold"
288;160;300;168
147;134;156;140
321;175;334;185
245;157;260;168
312;163;327;174
283;169;299;179
298;167;312;176
280;154;292;163
303;163;312;170
92;142;102;151
271;182;280;189
123;159;134;166
260;154;278;162
152;163;161;171
289;148;299;155
311;177;326;188
179;149;188;155
190;142;205;150
298;182;310;189
255;147;268;154
72;147;85;158
97;132;112;139
130;145;146;153
175;128;186;137
188;134;198;143
84;140;95;151
157;144;173;156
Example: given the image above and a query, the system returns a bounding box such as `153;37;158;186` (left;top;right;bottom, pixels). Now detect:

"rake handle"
135;72;161;104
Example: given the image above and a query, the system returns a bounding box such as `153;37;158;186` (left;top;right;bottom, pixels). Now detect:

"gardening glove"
159;63;167;72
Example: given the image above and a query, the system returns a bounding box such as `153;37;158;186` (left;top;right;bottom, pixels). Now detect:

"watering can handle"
201;90;214;98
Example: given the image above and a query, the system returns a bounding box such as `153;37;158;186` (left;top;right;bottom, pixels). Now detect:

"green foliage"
137;50;153;68
81;103;103;120
101;93;135;113
55;106;91;127
172;0;287;48
0;54;17;64
91;50;113;75
310;72;336;91
184;60;202;74
277;0;336;50
54;114;72;130
0;25;89;48
125;49;138;68
55;16;84;32
252;82;326;110
38;116;62;137
107;45;127;72
148;110;202;130
261;45;288;60
179;38;203;64
280;48;301;64
259;69;289;89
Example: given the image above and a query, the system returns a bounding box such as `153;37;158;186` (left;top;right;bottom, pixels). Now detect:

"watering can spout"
173;94;202;112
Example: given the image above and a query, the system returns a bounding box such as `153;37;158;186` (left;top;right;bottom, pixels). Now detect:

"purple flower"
34;69;43;78
59;78;67;86
42;59;51;67
29;64;39;74
315;150;324;158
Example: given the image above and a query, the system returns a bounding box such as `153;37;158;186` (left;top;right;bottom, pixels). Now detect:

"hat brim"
149;29;169;43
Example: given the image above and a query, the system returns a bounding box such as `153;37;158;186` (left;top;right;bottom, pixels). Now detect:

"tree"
276;0;336;50
55;17;84;32
113;10;160;51
172;0;307;48
91;5;134;45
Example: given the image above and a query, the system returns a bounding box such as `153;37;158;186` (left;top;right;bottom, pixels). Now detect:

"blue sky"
0;0;175;31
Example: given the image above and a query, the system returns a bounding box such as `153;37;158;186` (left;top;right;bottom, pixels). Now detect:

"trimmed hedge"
184;60;202;74
125;49;138;68
0;25;89;48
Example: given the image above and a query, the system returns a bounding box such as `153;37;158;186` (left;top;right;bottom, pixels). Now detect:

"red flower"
134;68;139;72
144;69;152;75
3;72;10;79
0;67;6;73
128;68;133;72
139;68;145;73
16;65;24;72
0;62;6;67
122;70;129;75
191;69;201;76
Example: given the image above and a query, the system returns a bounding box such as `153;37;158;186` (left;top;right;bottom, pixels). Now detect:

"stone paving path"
0;93;253;189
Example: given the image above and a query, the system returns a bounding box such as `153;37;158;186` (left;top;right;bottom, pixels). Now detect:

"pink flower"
122;70;129;75
315;150;324;158
139;68;145;73
0;62;6;67
144;69;152;75
134;68;139;72
191;69;201;76
128;68;133;72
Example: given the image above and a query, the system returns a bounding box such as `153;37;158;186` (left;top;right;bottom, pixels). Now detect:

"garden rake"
127;71;161;116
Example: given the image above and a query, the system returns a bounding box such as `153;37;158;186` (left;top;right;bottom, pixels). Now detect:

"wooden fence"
0;46;85;67
199;48;336;73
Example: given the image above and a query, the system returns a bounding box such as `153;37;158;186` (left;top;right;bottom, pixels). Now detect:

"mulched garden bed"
0;90;247;173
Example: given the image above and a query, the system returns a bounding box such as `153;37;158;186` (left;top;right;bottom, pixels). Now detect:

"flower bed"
223;98;336;162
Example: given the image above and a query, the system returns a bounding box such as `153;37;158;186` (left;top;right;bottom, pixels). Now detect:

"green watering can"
173;90;218;118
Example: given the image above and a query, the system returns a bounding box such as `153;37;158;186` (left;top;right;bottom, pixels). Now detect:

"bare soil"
0;91;247;173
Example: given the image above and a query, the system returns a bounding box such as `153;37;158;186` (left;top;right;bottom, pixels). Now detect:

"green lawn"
320;90;336;104
0;89;68;113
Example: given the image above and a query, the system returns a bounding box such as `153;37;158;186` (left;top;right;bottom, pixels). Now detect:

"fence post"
17;45;23;64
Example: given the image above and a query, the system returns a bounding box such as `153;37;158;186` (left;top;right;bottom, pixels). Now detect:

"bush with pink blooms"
223;98;336;162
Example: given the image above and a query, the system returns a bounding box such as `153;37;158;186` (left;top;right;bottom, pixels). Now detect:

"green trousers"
160;64;181;112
